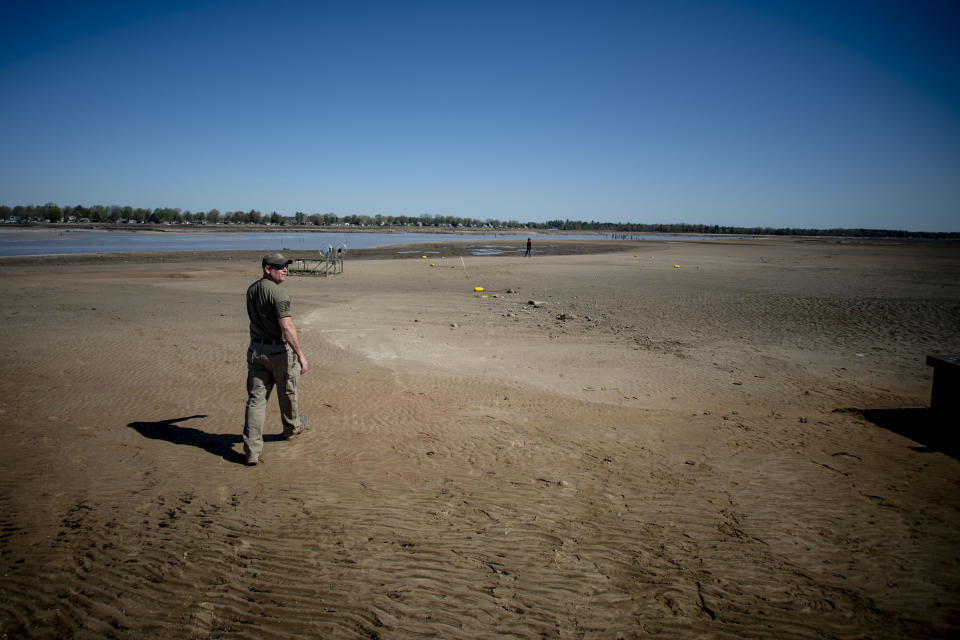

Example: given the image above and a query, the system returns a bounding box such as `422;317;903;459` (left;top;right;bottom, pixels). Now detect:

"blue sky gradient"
2;0;958;230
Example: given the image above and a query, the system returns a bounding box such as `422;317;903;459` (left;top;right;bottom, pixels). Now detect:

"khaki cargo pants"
242;342;301;462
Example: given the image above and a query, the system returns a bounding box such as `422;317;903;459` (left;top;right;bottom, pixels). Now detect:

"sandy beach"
1;237;959;639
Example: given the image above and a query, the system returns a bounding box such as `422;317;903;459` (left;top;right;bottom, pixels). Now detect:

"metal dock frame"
289;244;345;277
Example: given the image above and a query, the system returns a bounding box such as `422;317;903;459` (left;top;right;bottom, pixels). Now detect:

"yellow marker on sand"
474;286;485;292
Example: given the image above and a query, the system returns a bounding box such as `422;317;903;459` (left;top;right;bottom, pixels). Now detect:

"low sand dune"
1;238;958;638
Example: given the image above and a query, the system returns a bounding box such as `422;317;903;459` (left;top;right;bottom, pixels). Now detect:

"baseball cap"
261;252;293;266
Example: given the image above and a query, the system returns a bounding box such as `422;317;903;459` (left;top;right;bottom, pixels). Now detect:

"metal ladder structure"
289;244;346;277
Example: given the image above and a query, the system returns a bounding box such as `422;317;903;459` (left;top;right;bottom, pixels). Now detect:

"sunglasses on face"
267;263;288;270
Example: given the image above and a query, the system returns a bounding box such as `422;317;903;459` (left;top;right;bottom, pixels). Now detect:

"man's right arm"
279;316;308;374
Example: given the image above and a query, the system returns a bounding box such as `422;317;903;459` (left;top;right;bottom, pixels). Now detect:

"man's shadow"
127;414;286;465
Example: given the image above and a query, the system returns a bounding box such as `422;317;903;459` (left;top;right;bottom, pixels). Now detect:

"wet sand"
1;237;959;638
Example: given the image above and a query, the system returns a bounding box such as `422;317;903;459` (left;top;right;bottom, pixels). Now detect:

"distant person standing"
524;237;532;257
242;252;308;466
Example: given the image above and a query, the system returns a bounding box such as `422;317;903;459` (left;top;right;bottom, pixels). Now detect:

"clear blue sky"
2;0;958;231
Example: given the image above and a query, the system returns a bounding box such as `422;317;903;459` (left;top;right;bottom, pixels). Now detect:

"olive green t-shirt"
246;277;291;341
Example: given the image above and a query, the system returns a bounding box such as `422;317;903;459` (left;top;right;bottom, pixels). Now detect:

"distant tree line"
2;203;957;239
0;203;498;228
541;219;960;239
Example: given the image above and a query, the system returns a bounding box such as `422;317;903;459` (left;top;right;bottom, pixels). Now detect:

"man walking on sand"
242;252;308;466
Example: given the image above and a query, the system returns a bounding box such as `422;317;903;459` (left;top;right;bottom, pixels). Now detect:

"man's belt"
251;338;285;345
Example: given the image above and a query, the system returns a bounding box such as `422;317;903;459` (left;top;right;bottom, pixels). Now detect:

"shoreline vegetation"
2;206;958;239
